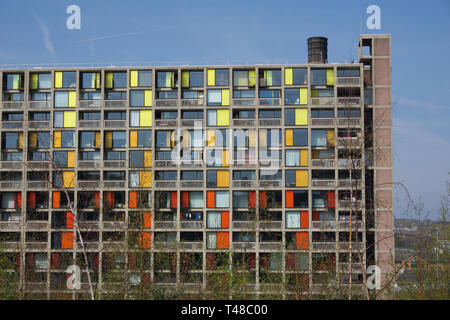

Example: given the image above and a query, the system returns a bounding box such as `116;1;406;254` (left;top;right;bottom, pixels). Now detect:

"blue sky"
0;0;449;219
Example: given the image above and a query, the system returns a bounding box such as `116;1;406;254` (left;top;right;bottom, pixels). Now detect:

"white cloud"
35;15;55;57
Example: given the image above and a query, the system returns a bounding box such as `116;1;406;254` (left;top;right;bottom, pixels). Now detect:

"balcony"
259;119;281;126
180;119;202;127
28;120;50;128
79;100;101;108
155;181;177;188
0;161;23;169
260;221;282;229
104;100;126;108
338;242;364;250
232;119;255;126
1;121;23;129
78;181;99;189
259;98;281;106
311;180;336;188
180;221;203;229
311;97;334;106
233;242;256;250
181;99;203;107
259;242;283;250
27;181;48;189
338;200;363;208
311;242;336;250
0;221;20;230
338;220;363;229
311;159;335;167
104;160;126;168
29;101;50;109
0;181;21;189
336;77;360;85
337;97;360;105
156;119;178;127
103;181;125;188
180;242;203;250
232;180;257;188
337;159;361;167
154;221;176;229
79;120;101;128
26;242;47;250
337;118;361;126
104;120;126;128
180;180;203;188
311;221;336;229
78;161;101;169
311;118;334;126
232;221;255;229
233;98;256;106
155;160;177;168
338;180;362;188
155;99;178;107
2;101;24;109
259;180;282;188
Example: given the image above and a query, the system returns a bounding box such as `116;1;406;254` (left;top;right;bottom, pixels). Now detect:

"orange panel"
66;211;74;229
221;211;229;229
296;232;309;250
217;232;229;249
207;191;215;208
181;191;190;209
249;191;256;208
139;232;151;249
15;192;22;209
27;192;36;209
129;191;137;208
171;191;177;209
143;211;151;228
61;232;73;249
95;192;100;209
300;211;309;229
259;191;267;208
286;191;294;208
52;191;60;208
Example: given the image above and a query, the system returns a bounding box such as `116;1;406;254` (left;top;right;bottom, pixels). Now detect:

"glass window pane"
285;88;299;105
286;212;300;228
207;212;221;228
62;72;76;88
54;92;68;108
189;71;203;87
190;192;203;208
285;150;300;166
293;68;307;85
207;90;221;105
215;69;229;86
53;112;64;128
311;130;327;147
215;191;229;208
311;69;327;86
38;74;51;89
130;90;145;107
139;71;152;87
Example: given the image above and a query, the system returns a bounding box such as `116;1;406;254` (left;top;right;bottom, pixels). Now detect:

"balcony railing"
180;180;203;188
2;101;24;109
259;180;282;187
104;100;126;108
28;120;50;128
259;119;281;126
311;159;335;167
259;98;281;106
233;98;256;106
29;101;50;109
156;119;178;127
337;97;360;105
79;120;101;128
259;242;283;250
1;121;23;129
232;119;255;126
155;99;178;107
338;200;363;208
338;118;361;126
104;120;126;128
311;221;336;229
155;181;177;188
311;118;334;126
79;100;101;108
181;99;203;107
311;97;334;105
336;77;361;85
0;181;21;189
311;180;336;188
78;161;101;169
311;242;336;250
232;180;257;188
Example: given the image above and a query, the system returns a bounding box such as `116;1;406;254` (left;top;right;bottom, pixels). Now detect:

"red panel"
106;192;115;208
52;191;61;208
27;192;36;209
312;211;320;221
285;191;294;208
94;192;100;209
300;211;309;229
66;211;74;229
207;191;215;208
249;191;256;208
14;192;22;209
221;211;229;229
259;191;267;208
171;191;177;209
327;191;335;208
181;191;190;209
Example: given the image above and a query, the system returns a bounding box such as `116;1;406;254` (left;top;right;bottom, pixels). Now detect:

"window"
182;71;203;87
233;70;255;87
81;72;100;89
156;131;175;148
156;71;176;88
311;69;334;86
130;110;152;127
130;90;152;107
79;111;101;120
285;170;308;187
181;110;203;119
53;111;76;128
260;69;281;86
28;132;50;149
79;151;100;160
215;191;229;208
207;69;229;86
105;91;126;100
311;109;334;118
54;91;76;108
2;132;22;149
311;129;327;147
286;190;308;208
285;128;308;147
337;109;361;118
30;73;51;89
157;111;177;119
260;170;281;181
4;73;23;90
207;109;229;126
104;171;125;181
181;171;203;180
206;212;222;229
104;151;125;160
285;150;300;167
2;113;23;121
53;151;75;168
79;131;100;148
337;69;360;77
30;92;51;101
80;92;101;100
158;90;177;99
206;170;229;188
285;68;307;85
129;150;152;168
232;191;250;208
182;90;203;99
207;89;230;106
259;109;281;118
104;131;126;148
233;89;255;98
233;170;255;180
285;109;308;126
129;130;152;148
130;70;152;87
55;71;76;88
285;88;307;105
155;171;177;180
105;72;126;88
78;171;100;181
286;212;301;228
233;110;255;119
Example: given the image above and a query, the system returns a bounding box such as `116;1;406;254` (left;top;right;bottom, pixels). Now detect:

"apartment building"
0;34;393;299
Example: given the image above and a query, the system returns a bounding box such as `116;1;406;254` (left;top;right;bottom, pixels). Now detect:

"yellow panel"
96;73;100;89
139;110;152;127
182;130;190;148
221;89;230;106
130;70;138;87
311;89;319;97
222;150;229;167
67;151;75;168
217;170;229;187
259;129;267;147
171;72;175;88
170;131;176;147
165;72;172;88
327;129;335;147
217;109;229;126
130;131;137;148
207;69;215;86
266;70;273;86
326;69;335;86
18;133;23;149
63;111;76;128
182;71;189;87
207;130;215;147
285;68;293;85
54;131;61;148
144;90;152;106
299;88;308;105
55;72;62;88
140;171;152;187
296;170;308;187
68;91;76;107
248;70;255;86
249;130;256;147
300;150;308;167
295;109;308;125
144;150;152;168
29;132;37;149
105;132;112;148
63;171;75;188
30;74;38;90
105;72;113;88
285;129;293;146
95;132;101;147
